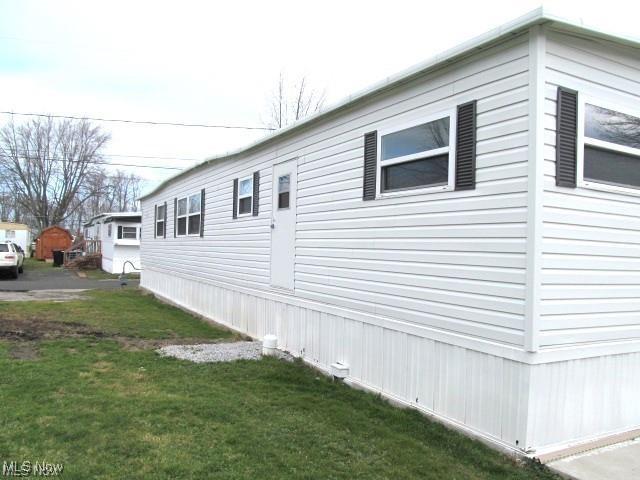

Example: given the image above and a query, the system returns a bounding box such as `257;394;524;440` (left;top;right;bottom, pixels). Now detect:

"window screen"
382;154;449;192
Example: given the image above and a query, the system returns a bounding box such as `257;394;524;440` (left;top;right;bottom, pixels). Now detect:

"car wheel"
11;266;19;279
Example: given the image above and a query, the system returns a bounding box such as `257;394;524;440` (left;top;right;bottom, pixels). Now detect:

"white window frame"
156;205;166;237
376;108;457;199
237;175;253;216
176;193;201;236
120;226;138;240
577;94;640;197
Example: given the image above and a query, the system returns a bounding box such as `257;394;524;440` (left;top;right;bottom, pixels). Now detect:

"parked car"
0;241;25;279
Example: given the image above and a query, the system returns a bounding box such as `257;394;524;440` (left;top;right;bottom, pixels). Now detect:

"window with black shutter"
155;204;166;238
176;193;201;236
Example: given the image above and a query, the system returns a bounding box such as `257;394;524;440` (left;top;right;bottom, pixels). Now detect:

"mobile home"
85;213;142;274
139;9;640;457
0;222;31;253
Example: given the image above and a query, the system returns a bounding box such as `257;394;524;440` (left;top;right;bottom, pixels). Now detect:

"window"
278;174;290;209
177;193;201;235
238;176;253;215
107;224;112;237
118;226;137;240
156;204;166;237
581;102;640;191
378;113;455;195
5;230;15;239
0;244;8;252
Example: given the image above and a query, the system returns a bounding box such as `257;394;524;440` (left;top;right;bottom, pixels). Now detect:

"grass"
0;290;558;480
80;269;141;280
22;257;55;270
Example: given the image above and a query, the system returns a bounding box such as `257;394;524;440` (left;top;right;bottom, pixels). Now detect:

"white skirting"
141;268;640;455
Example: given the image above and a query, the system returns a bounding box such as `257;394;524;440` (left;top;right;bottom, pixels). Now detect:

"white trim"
524;25;545;354
577;94;640;196
177;193;202;236
375;108;457;199
120;226;137;240
237;175;254;217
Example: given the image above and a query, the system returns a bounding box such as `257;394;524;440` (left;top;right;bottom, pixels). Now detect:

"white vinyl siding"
141;33;531;350
540;28;640;348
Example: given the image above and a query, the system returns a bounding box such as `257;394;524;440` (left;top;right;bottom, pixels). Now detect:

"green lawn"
0;290;557;479
80;269;141;280
22;257;55;270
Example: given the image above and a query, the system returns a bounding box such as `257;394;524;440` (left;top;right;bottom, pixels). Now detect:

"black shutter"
252;171;260;216
153;205;157;238
455;100;477;190
117;226;123;239
200;188;205;237
556;87;578;187
363;131;377;200
232;179;238;219
173;198;177;237
163;201;167;238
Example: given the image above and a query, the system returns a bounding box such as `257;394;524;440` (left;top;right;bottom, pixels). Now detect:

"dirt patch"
0;317;230;352
0;318;106;341
8;342;40;360
0;289;87;302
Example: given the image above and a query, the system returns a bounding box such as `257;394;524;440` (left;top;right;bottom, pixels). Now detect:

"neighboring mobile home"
84;213;142;274
139;9;640;457
0;222;31;253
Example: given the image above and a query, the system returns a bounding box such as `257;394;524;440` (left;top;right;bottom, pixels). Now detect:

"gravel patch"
157;341;291;363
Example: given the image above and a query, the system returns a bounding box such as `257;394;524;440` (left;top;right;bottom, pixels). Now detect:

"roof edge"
140;6;640;200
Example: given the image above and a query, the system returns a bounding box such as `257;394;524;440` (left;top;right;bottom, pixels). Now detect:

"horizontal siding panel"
297;248;525;268
295;272;524;313
296;264;525;298
296;237;526;253
296;286;523;345
297;255;525;284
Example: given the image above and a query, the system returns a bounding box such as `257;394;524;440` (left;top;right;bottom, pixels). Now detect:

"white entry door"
270;159;297;290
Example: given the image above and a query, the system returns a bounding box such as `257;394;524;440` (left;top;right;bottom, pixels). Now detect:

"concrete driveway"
548;438;640;480
0;263;139;293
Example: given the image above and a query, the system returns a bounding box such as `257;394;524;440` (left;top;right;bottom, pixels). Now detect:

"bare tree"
264;72;326;129
65;169;144;233
0;116;110;231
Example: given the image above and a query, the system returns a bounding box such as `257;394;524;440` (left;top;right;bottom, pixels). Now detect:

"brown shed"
35;226;73;260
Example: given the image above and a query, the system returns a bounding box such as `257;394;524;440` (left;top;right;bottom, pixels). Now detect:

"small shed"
35;226;73;260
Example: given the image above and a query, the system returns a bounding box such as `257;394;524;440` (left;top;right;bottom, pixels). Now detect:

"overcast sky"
1;0;638;194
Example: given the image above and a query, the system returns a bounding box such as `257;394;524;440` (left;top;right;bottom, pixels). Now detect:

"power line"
0;154;183;171
103;153;201;162
0;110;275;131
